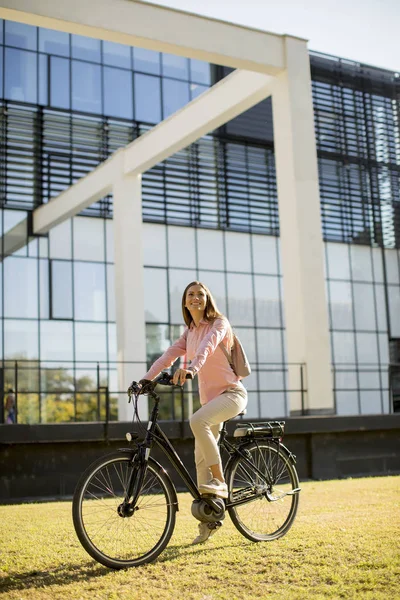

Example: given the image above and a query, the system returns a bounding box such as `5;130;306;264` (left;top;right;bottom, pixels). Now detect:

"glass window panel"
0;48;3;98
350;245;373;281
106;264;115;321
169;269;196;324
225;232;252;273
256;329;283;364
133;48;161;74
360;391;381;415
49;219;72;259
72;60;101;114
74;262;106;321
50;56;70;109
329;280;354;330
384;250;400;284
243;391;259;419
39;259;49;319
75;322;107;362
0;19;3;44
143;223;167;266
168;226;196;268
190;83;208;100
134;73;161;123
4;257;38;318
162;53;189;80
332;331;356;364
356;332;379;364
254;275;281;328
146;324;172;367
190;59;211;84
5;48;37;103
108;323;117;362
227;274;254;326
359;370;381;390
51;260;73;319
374;285;387;332
334;369;358;390
326;242;350;280
102;40;131;68
71;34;101;62
252;236;279;275
38;53;48;105
372;248;384;283
4;319;38;360
103;66;133;119
105;220;114;263
5;21;37;50
73;217;105;261
335;391;359;416
40;321;73;361
39;28;70;56
144;267;169;323
353;283;376;331
162;79;189;119
198;271;227;315
196;229;225;271
16;394;40;424
388;286;400;337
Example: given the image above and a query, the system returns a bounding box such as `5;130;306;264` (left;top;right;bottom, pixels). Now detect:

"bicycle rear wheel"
226;441;299;542
72;452;177;568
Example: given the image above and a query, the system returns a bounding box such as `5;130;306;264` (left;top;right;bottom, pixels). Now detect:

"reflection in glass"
4;257;38;318
74;262;106;321
103;40;131;68
103;67;133;119
133;48;161;74
51;260;73;319
5;48;37;103
72;60;101;114
39;28;70;56
190;59;211;84
5;21;37;50
146;324;171;369
161;53;189;80
134;73;161;123
40;321;74;361
50;56;70;109
4;319;38;360
71;34;101;62
41;393;74;423
15;394;40;424
144;268;169;322
75;322;107;362
162;79;189;118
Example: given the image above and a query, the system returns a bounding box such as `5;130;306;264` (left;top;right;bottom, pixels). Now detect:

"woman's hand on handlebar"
172;368;193;386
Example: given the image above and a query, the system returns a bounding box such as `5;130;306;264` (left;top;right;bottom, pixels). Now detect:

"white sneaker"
192;521;223;545
198;478;228;499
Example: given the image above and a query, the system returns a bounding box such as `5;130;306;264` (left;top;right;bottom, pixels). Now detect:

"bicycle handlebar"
127;371;193;399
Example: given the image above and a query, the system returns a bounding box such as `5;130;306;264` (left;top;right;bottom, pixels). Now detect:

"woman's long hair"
181;281;233;348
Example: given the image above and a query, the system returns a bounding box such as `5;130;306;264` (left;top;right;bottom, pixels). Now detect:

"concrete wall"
1;415;399;502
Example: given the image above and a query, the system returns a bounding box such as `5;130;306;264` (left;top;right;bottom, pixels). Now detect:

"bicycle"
72;372;301;569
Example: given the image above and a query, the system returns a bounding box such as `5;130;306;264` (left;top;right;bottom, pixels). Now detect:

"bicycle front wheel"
72;452;177;569
226;441;299;542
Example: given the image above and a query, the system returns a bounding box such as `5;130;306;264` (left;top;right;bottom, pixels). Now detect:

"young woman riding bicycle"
139;281;247;544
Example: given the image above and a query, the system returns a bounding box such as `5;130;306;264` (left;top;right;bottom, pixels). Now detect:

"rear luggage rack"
233;421;285;439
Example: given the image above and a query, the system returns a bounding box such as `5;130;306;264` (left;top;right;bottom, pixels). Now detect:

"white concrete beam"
123;69;274;176
33;151;119;235
0;0;287;74
32;69;273;236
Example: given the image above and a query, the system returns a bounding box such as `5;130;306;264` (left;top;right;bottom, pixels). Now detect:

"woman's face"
185;284;207;314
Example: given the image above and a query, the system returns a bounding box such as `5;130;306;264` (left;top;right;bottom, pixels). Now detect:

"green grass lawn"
0;476;399;600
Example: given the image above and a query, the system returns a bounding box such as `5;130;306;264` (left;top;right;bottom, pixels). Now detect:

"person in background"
139;281;247;544
5;389;16;424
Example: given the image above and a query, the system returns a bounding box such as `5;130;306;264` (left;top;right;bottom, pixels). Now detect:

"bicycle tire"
226;441;299;542
72;451;177;569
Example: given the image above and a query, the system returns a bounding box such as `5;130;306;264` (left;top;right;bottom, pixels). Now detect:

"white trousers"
189;386;248;486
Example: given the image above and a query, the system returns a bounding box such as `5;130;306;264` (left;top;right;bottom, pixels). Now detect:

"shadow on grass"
0;561;110;593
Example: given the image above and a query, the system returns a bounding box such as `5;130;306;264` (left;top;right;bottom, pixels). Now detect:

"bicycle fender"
118;448;179;510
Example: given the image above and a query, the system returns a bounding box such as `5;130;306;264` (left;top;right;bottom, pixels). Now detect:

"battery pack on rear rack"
233;421;285;439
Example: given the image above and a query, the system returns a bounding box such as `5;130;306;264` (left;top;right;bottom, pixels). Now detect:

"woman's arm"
188;318;229;374
142;329;188;380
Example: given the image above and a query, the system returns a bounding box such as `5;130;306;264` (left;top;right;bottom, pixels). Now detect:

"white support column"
112;167;147;421
272;36;334;414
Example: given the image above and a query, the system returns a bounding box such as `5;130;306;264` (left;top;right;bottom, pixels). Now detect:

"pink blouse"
142;317;244;404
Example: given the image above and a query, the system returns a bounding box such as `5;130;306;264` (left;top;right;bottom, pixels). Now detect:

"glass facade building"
1;19;399;423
